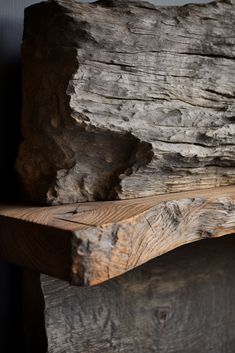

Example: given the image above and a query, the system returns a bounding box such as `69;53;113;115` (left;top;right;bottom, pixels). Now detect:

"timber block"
41;236;235;353
16;0;235;205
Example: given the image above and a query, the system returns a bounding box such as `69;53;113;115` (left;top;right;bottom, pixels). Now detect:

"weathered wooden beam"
0;186;235;285
16;0;235;205
41;235;235;353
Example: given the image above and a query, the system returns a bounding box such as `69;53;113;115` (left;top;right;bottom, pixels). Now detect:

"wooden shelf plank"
1;185;235;285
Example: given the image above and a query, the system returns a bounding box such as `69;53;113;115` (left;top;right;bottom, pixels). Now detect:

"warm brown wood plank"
42;236;235;353
0;185;235;285
0;217;71;280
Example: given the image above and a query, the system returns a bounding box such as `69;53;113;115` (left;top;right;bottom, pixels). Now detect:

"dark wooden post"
22;270;47;353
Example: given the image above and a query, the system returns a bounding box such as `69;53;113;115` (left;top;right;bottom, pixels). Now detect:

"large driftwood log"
42;236;235;353
16;0;235;205
1;186;235;285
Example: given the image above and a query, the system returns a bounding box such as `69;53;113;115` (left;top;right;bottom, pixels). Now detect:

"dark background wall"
0;1;38;352
0;0;211;352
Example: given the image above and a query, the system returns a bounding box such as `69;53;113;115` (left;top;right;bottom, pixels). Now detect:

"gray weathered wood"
16;0;235;205
41;235;235;353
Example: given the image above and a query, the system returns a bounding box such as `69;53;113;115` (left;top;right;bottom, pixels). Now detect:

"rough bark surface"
1;186;235;285
16;0;235;205
41;236;235;353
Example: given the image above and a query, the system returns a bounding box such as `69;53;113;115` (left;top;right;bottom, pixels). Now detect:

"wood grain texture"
16;0;235;205
41;236;235;353
0;215;71;280
1;186;235;285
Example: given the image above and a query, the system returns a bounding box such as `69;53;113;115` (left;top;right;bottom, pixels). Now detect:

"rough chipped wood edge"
0;186;235;285
16;0;235;205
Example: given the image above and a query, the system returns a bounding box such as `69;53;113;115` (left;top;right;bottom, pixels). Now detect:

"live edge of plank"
0;186;235;286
